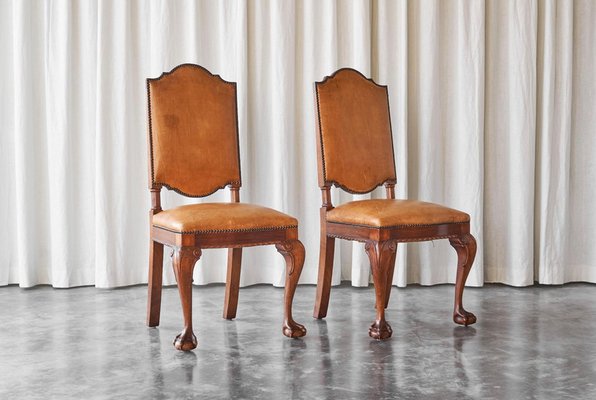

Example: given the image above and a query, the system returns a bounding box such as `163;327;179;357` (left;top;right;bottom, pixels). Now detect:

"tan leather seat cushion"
153;203;298;233
327;199;470;228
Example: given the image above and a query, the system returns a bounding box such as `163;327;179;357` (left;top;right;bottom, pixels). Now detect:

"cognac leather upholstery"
316;69;396;193
326;199;470;228
148;64;241;197
153;203;298;233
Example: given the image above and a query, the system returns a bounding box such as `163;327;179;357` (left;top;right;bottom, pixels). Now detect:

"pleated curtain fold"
0;0;594;288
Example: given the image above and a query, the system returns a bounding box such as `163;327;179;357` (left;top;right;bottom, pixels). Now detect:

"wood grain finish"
146;64;307;350
313;68;478;339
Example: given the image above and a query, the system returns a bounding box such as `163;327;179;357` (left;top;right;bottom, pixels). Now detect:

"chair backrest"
315;68;396;194
147;64;241;197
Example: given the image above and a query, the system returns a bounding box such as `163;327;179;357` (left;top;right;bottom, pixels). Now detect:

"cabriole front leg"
449;233;477;326
275;240;307;338
172;246;202;351
365;241;397;340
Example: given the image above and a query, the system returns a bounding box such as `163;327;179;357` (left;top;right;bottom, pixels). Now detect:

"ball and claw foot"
369;319;393;340
174;329;197;351
453;308;477;326
282;319;307;338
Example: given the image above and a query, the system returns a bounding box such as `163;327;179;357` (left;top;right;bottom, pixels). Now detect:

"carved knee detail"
449;234;476;267
275;240;303;276
172;247;202;269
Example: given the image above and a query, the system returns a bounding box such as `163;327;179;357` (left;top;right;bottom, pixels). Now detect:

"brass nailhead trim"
198;239;289;249
328;233;460;243
327;221;469;229
154;224;298;235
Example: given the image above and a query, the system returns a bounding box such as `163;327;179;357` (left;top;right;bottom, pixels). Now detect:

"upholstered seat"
152;203;298;233
327;199;469;228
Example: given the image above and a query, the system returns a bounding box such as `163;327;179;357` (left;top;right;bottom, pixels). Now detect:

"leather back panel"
148;64;241;197
315;68;396;193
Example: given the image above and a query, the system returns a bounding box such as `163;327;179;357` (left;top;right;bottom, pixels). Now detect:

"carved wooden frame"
146;64;306;351
313;68;477;340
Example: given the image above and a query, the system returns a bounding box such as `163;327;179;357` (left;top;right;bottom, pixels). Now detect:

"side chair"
312;68;477;340
146;63;307;351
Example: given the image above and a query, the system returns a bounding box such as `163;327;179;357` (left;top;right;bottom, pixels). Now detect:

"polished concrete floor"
1;282;595;399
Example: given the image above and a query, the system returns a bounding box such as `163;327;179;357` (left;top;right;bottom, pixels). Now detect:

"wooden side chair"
146;64;306;351
312;68;477;340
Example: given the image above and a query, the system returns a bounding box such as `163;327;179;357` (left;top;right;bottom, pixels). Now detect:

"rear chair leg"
147;240;164;327
172;247;202;351
223;248;242;319
449;234;477;326
313;233;335;319
276;240;307;338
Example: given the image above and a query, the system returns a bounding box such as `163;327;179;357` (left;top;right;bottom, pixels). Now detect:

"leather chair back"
315;68;396;194
147;64;241;197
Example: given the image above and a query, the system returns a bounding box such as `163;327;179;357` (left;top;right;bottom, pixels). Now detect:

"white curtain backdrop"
1;0;594;288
